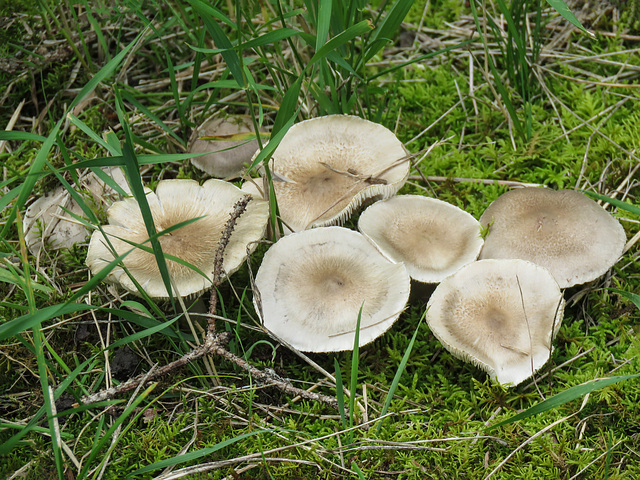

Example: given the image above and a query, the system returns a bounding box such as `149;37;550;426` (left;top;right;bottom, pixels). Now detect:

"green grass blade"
376;314;425;434
349;303;364;426
107;314;183;350
0;302;98;341
0;185;20;212
352;462;367;480
489;374;640;430
128;429;272;477
189;0;245;87
66;113;119;155
113;85;174;301
0;131;47;142
582;190;640;216
271;76;303;137
610;289;640;311
315;0;332;51
546;0;590;34
309;20;372;67
240;28;301;50
363;0;414;63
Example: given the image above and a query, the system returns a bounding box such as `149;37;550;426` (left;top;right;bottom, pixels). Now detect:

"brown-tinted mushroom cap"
243;115;409;232
86;179;269;298
479;188;626;288
189;115;260;179
358;195;484;283
426;259;565;386
255;226;411;352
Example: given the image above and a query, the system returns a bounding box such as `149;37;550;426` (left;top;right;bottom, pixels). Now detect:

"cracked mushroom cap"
86;179;269;298
255;226;411;352
425;259;565;386
189;115;261;179
479;188;627;288
243;115;409;233
358;195;484;283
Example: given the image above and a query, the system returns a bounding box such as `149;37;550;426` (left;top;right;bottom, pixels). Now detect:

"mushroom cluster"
422;187;626;386
81;112;627;388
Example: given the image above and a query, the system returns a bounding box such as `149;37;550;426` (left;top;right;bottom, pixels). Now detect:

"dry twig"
81;196;339;410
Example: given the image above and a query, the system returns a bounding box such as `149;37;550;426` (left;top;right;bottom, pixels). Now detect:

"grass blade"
349;304;364;426
189;0;245;87
309;20;372;67
546;0;591;35
489;374;640;430
376;314;425;434
582;190;640;216
610;289;640;311
128;429;272;477
364;0;414;63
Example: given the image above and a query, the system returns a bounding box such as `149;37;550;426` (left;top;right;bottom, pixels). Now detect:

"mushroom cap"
255;226;411;352
86;179;269;298
425;259;565;386
189;115;260;179
23;168;130;256
358;195;484;283
23;187;87;256
479;188;627;288
243;115;409;232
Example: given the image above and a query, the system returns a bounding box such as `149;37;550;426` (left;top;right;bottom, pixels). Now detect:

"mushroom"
242;115;409;233
23;187;88;256
86;179;269;298
358;195;484;283
425;259;565;386
23;167;130;256
189;115;261;179
479;188;627;288
254;226;411;352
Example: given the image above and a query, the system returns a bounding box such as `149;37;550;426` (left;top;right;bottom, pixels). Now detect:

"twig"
81;194;340;411
409;175;542;188
208;195;252;331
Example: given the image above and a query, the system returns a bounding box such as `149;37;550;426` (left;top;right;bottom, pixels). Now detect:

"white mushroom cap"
189;115;261;179
426;259;565;386
358;195;484;283
23;187;87;256
479;188;627;288
86;179;269;298
255;226;411;352
243;115;409;233
23;168;130;256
